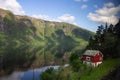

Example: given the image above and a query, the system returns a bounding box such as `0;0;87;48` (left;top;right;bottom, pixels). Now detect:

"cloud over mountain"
88;2;120;25
58;14;75;23
32;14;77;25
0;0;25;15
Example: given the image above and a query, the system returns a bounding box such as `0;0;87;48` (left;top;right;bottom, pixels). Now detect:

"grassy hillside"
0;8;94;48
40;58;120;80
0;8;94;75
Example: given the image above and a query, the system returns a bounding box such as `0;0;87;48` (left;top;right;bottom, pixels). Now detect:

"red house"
81;50;103;67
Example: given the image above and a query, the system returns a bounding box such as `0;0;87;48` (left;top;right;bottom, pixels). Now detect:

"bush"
69;53;81;71
40;68;56;80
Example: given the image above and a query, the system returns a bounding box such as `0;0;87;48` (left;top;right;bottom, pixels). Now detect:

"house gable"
81;50;103;67
81;50;103;63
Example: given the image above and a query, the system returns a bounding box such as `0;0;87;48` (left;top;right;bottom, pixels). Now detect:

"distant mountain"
0;8;94;47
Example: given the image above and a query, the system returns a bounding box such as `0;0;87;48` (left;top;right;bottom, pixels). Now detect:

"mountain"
0;8;94;48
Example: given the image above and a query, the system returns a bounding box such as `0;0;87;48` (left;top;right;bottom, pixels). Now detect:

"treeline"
87;19;120;59
40;19;120;80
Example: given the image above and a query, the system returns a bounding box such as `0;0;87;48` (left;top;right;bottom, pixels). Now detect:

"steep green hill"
0;8;94;47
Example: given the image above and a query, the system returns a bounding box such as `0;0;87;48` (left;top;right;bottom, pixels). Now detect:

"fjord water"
0;44;84;80
0;66;59;80
0;8;92;80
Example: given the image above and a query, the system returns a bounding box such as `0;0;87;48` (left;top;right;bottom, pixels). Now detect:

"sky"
0;0;120;32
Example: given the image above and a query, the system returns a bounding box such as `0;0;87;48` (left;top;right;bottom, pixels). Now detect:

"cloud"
88;13;118;25
32;14;77;25
104;2;114;8
58;14;75;23
81;4;87;9
74;0;88;2
32;14;60;22
88;2;120;25
0;0;25;15
95;6;120;16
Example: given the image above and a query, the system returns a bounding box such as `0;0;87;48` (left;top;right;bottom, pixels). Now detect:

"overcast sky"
0;0;120;32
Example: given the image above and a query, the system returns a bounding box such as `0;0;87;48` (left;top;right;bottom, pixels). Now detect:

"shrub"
69;53;81;71
40;68;56;80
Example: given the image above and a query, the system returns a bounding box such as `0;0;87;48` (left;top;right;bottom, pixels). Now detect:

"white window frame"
86;57;90;61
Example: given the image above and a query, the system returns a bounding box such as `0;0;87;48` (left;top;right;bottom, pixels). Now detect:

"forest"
40;19;120;80
87;19;120;59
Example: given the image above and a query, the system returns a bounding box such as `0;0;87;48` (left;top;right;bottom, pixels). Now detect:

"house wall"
81;53;103;62
81;51;103;67
83;61;102;67
81;55;95;62
93;53;102;62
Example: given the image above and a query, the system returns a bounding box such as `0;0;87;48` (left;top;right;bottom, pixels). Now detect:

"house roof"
83;50;102;56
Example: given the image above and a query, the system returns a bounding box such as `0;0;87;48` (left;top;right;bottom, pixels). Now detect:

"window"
86;57;90;61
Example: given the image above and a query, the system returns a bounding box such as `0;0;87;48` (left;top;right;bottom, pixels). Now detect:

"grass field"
54;58;120;80
80;58;120;80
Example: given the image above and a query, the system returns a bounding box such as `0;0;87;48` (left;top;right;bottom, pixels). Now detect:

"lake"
0;44;84;80
0;66;59;80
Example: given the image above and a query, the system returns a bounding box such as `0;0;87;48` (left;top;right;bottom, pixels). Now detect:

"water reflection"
0;72;24;80
0;43;86;78
0;66;59;80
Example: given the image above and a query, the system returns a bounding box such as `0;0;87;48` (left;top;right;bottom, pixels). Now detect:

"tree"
69;53;81;71
107;24;113;33
41;68;56;80
114;19;120;37
87;21;120;59
96;25;104;35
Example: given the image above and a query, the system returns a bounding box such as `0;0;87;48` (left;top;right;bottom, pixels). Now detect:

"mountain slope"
0;8;94;47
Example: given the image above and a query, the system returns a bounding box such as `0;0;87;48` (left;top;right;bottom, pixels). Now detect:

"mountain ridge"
0;8;94;48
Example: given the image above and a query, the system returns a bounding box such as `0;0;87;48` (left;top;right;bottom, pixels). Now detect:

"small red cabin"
81;50;103;67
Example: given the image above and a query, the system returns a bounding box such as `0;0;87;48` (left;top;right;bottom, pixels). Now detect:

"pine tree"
87;20;120;59
114;19;120;37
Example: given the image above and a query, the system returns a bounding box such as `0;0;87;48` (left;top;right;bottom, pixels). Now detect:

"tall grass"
80;58;120;80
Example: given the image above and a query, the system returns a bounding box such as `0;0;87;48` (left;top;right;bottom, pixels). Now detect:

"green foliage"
0;33;7;45
69;53;79;62
0;8;93;49
80;58;120;80
69;53;81;71
50;20;120;80
0;8;94;76
46;59;120;80
87;21;120;59
56;67;80;80
2;45;35;69
114;19;120;37
41;68;56;80
72;28;94;41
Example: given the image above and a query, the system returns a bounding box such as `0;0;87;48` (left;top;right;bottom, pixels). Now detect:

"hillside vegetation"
40;19;120;80
0;8;93;48
0;8;94;75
